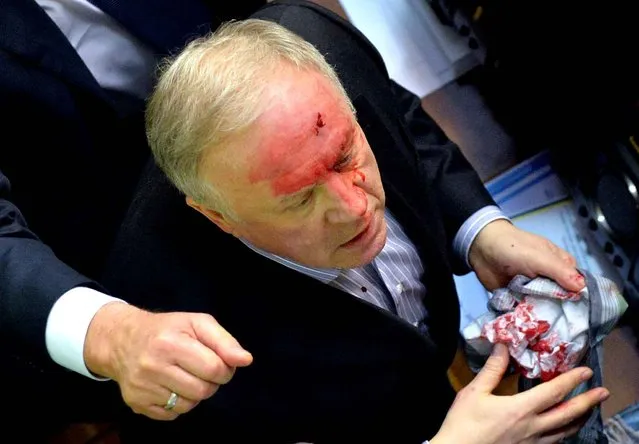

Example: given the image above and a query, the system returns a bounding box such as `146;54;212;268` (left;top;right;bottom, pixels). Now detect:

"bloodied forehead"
247;69;355;197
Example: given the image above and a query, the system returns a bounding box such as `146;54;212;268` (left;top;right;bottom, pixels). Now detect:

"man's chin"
336;225;387;268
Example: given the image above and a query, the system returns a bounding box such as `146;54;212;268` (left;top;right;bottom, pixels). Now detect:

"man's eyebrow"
276;122;355;207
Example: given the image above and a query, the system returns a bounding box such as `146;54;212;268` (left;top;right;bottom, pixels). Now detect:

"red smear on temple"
355;169;366;183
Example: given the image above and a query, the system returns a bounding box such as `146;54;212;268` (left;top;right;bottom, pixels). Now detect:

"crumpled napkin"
463;273;627;380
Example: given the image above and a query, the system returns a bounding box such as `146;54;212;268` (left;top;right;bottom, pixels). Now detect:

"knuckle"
130;403;145;415
544;239;557;250
202;383;218;399
520;422;536;440
202;359;221;380
164;412;180;421
511;405;529;423
550;387;567;406
149;411;167;420
192;312;217;328
120;390;136;408
219;366;235;384
137;355;157;374
193;382;213;400
204;360;234;384
154;332;178;354
197;312;216;323
209;384;221;398
183;400;200;413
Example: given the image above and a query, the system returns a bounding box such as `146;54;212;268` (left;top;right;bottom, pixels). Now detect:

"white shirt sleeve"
452;205;509;268
45;286;126;380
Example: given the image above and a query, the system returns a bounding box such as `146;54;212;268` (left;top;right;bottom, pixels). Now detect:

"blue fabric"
519;269;610;443
605;402;639;443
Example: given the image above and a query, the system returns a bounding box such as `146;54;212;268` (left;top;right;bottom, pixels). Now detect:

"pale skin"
85;64;607;440
84;304;252;420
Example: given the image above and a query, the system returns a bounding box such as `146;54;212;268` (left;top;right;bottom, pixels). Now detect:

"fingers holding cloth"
432;344;608;444
465;219;625;380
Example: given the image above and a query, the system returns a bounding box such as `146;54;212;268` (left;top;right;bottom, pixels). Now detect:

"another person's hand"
431;344;609;444
468;219;584;292
84;302;253;420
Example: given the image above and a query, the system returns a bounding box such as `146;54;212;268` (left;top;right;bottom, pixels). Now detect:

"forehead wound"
247;109;353;197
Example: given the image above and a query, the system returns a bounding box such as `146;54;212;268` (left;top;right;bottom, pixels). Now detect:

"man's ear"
186;196;234;234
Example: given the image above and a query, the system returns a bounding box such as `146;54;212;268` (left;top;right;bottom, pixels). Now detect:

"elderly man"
100;3;607;443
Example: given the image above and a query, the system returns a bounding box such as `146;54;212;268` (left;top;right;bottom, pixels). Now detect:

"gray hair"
146;18;353;216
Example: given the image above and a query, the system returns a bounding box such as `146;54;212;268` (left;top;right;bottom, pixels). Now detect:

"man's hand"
468;219;584;292
431;344;609;444
84;302;253;420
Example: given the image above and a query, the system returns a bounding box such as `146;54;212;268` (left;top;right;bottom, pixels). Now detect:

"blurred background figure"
333;0;518;181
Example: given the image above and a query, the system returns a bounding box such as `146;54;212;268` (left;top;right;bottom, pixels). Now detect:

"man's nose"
324;172;367;224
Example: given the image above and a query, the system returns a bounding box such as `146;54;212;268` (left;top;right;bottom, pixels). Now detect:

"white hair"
146;18;353;216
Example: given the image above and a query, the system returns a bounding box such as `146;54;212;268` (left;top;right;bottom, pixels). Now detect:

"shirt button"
396;282;405;294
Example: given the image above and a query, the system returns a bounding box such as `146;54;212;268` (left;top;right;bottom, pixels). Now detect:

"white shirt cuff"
452;205;510;268
45;286;126;380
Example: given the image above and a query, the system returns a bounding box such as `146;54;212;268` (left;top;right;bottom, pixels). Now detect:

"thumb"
557;267;586;294
530;251;583;293
470;343;511;392
192;315;253;367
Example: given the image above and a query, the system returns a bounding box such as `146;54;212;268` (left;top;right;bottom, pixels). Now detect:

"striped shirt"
242;205;506;326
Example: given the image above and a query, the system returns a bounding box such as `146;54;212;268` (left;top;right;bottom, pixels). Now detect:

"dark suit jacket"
0;0;151;361
104;2;496;442
0;0;153;432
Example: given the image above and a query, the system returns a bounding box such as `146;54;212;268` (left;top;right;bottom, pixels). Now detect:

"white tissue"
464;286;589;380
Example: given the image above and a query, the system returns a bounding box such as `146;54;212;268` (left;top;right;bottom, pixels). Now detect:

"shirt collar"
239;240;340;283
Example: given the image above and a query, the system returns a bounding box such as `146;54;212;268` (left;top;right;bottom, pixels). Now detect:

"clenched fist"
84;302;252;420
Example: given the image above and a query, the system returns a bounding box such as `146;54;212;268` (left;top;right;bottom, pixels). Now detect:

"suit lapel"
354;94;461;361
354;94;439;252
0;0;110;103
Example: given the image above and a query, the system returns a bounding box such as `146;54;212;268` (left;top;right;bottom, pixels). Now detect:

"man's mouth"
341;215;374;248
